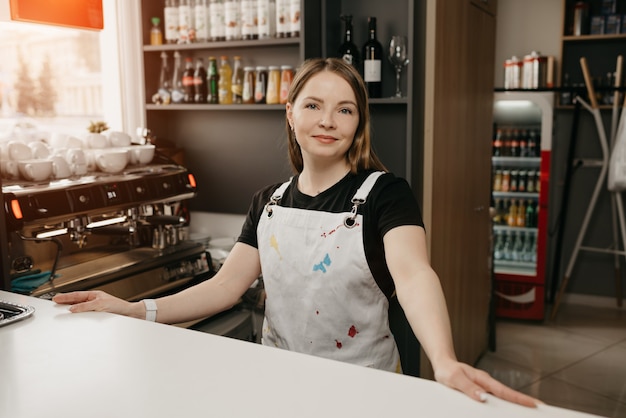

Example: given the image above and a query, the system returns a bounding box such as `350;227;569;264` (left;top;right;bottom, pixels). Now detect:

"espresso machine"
1;154;212;301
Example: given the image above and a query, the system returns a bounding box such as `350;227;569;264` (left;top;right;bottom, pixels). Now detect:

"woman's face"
286;71;360;168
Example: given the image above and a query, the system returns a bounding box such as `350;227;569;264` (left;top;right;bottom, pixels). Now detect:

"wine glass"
388;36;410;98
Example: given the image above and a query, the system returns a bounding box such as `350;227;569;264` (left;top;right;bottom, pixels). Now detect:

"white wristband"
143;299;157;322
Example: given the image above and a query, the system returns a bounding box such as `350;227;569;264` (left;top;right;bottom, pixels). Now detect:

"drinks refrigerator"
491;92;554;320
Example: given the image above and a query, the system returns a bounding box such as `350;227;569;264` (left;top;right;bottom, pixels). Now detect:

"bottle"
194;0;210;42
525;199;536;228
178;0;194;43
241;0;258;40
194;57;208;103
207;56;219;103
512;231;524;262
528;129;539;157
510;169;518;192
224;0;241;41
493;230;504;261
171;51;185;103
150;17;163;45
501;169;510;192
516;200;526;227
231;56;244;104
182;56;195;103
210;0;226;41
362;17;383;98
255;66;268;104
492;198;502;224
509;128;520;157
338;15;360;69
275;0;290;37
279;65;294;104
242;66;256;104
502;128;511;156
257;0;275;39
155;51;171;105
289;0;300;37
519;129;528;157
522;231;534;262
266;66;280;104
561;73;572;106
492;128;503;157
218;56;233;104
507;199;518;227
493;169;502;192
503;231;513;261
164;0;180;44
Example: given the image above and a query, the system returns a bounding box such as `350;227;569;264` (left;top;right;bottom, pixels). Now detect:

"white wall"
493;0;562;87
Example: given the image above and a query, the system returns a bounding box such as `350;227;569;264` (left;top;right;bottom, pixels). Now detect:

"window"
0;1;143;139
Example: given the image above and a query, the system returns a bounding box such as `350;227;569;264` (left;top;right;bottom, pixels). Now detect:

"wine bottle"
362;17;383;98
338;15;360;70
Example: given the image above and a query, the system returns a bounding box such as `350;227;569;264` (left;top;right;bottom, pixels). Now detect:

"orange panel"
9;0;103;30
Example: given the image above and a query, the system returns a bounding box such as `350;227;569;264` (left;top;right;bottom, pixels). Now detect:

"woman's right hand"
52;291;145;320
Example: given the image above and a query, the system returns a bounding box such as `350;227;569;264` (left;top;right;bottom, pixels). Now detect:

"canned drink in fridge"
504;56;522;89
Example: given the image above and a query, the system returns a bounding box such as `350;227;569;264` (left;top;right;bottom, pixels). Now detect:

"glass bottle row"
492;127;540;158
153;51;293;105
494;229;537;263
492;198;538;229
159;0;300;45
493;167;540;193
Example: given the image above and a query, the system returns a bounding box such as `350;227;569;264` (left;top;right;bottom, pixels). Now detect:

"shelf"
494;262;537;276
145;104;287;111
492;157;540;166
143;37;300;52
562;33;626;42
369;97;409;104
493;225;538;234
492;191;539;199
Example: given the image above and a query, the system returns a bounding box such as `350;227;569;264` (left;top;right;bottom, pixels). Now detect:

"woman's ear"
286;102;294;130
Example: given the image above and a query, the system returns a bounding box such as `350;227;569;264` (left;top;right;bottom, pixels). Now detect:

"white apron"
257;171;401;372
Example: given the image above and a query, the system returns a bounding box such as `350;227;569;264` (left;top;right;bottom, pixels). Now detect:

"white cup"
106;131;132;148
18;159;53;182
7;141;33;161
28;141;51;159
51;155;72;179
1;160;20;179
127;144;155;165
66;136;84;149
83;133;108;149
95;149;128;173
48;132;70;149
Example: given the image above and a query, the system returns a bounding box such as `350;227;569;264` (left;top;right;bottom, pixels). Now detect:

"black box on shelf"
605;14;621;34
590;15;605;34
601;0;617;15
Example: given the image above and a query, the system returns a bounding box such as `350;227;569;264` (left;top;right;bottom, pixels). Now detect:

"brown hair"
285;58;387;174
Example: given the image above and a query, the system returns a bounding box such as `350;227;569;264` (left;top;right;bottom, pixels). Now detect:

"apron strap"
344;171;386;228
265;178;292;217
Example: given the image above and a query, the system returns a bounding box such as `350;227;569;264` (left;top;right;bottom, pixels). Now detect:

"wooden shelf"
143;37;300;52
562;33;626;42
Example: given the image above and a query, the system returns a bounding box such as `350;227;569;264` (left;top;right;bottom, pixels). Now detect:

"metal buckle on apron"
265;195;280;218
344;198;365;228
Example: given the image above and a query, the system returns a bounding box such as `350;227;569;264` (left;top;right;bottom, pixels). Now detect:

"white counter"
0;291;598;418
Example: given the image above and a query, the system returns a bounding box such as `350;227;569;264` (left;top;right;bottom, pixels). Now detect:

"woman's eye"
305;103;318;110
339;108;353;115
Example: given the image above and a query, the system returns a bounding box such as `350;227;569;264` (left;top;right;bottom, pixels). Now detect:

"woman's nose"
319;114;336;128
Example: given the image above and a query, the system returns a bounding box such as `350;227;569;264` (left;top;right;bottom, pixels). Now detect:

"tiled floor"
475;302;626;417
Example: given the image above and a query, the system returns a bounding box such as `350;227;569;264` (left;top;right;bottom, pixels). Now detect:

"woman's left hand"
434;360;540;407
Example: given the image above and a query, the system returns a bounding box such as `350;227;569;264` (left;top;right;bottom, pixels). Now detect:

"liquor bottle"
231;56;244;104
207;57;219;104
154;52;171;105
164;0;180;44
150;17;163;45
210;0;226;41
194;58;208;103
218;56;233;104
224;0;241;41
338;15;360;69
362;17;383;98
178;0;193;44
194;0;210;42
182;57;195;103
171;51;185;103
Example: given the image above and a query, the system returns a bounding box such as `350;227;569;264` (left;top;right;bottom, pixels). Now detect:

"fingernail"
477;391;488;402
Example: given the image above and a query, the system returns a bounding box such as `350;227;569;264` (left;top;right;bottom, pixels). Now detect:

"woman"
54;58;538;407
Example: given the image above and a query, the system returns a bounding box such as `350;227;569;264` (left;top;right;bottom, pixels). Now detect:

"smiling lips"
313;135;337;143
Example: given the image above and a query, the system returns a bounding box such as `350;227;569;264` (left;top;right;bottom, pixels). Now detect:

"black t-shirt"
237;170;424;299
